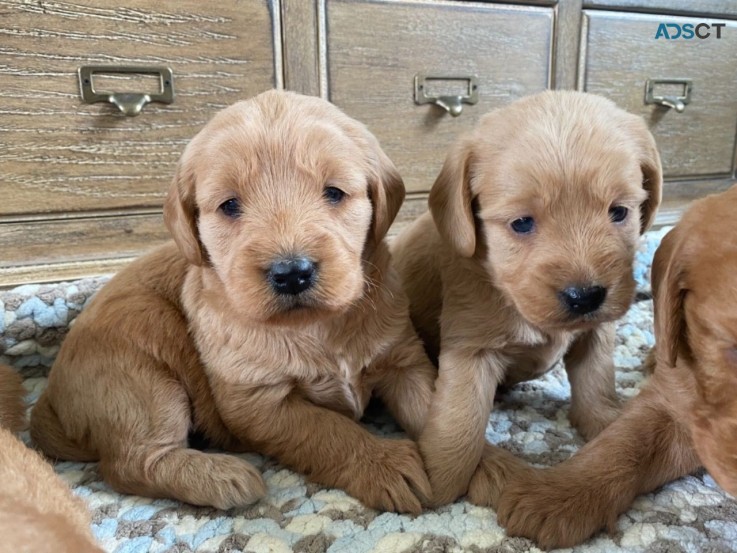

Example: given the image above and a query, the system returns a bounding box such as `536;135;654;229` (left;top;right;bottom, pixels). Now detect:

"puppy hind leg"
98;371;265;510
30;393;98;462
101;447;265;510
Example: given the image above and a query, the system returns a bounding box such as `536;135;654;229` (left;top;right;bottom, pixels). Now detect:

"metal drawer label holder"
414;74;479;117
78;65;175;116
645;78;692;113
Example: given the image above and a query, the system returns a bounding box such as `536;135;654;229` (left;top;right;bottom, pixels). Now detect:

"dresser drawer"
0;213;169;285
0;0;278;285
579;10;737;179
326;0;554;194
0;0;277;217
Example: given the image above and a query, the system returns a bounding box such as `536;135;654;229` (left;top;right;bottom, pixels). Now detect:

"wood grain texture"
0;211;169;268
325;0;554;193
580;10;737;178
282;0;320;95
0;0;278;218
554;0;584;89
583;0;737;18
0;258;133;289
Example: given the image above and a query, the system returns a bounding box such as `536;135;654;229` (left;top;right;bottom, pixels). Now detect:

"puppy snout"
558;285;607;316
268;257;316;296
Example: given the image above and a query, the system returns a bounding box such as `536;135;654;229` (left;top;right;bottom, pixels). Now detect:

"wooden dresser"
1;0;735;286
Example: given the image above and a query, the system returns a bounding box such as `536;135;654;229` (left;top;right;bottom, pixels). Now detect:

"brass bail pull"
414;75;479;117
109;93;152;117
78;65;175;116
434;96;465;117
644;78;692;113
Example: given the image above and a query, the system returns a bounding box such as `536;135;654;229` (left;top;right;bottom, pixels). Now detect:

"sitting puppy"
391;90;662;506
0;364;102;552
31;91;435;513
497;185;737;548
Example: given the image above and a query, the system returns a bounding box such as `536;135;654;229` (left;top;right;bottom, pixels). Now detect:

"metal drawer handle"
645;78;692;113
78;65;175;116
414;74;478;117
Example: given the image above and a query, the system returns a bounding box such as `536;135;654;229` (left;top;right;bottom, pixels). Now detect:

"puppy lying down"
497;185;737;548
0;364;102;552
391;90;663;507
31;90;436;514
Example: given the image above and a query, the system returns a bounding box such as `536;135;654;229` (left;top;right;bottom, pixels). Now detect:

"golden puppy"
31;90;435;514
497;185;737;548
391;90;662;506
0;364;102;553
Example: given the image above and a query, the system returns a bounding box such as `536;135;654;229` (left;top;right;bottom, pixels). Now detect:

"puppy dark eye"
609;205;629;223
219;198;241;218
323;186;346;205
510;217;535;234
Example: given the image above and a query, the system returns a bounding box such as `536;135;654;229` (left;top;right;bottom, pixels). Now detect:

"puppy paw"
213;455;266;510
467;445;528;509
497;466;619;549
184;453;267;510
346;438;431;515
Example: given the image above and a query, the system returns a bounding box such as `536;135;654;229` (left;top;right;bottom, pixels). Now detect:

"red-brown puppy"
31;91;435;513
498;185;737;548
392;90;662;507
0;364;102;553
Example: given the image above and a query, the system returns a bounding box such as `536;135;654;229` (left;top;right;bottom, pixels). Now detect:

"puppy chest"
502;337;573;385
297;358;373;420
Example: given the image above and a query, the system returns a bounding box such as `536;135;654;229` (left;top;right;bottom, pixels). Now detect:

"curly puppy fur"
391;90;662;507
497;185;737;549
31;91;436;514
0;364;102;552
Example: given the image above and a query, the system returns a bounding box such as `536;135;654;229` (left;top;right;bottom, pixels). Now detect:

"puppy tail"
0;364;27;434
30;393;97;462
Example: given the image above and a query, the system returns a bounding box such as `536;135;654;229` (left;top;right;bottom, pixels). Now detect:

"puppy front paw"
346;438;431;515
467;445;528;509
497;467;619;549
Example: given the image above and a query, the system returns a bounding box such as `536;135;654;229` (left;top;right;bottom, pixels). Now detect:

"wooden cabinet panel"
0;0;278;218
580;10;737;179
0;212;168;286
583;1;737;18
326;0;553;193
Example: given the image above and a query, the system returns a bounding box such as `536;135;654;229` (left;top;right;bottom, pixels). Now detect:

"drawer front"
580;10;737;179
0;0;278;218
0;213;169;286
326;0;553;193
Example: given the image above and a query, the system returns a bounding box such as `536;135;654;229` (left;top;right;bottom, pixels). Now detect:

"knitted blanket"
3;229;736;553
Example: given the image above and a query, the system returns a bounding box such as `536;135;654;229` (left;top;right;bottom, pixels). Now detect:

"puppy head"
429;91;662;330
164;90;404;324
651;186;737;496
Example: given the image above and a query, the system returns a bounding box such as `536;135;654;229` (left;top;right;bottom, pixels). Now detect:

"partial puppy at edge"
0;363;102;553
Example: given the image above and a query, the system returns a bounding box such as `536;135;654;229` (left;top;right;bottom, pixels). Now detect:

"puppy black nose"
268;257;316;296
558;285;607;316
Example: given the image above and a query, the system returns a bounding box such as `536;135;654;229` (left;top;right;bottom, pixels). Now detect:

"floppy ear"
163;155;206;266
651;228;686;368
428;140;476;257
628;117;663;234
367;145;406;245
